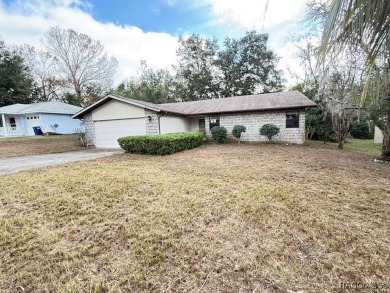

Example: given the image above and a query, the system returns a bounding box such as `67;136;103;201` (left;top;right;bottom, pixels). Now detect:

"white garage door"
94;118;146;148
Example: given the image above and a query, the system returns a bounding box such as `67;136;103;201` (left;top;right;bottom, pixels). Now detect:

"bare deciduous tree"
319;52;366;149
42;26;118;104
18;44;62;101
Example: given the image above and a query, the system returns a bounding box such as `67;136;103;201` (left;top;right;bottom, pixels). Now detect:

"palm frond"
321;0;390;66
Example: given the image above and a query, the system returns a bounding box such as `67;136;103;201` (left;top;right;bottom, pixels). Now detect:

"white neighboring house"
0;101;84;137
374;126;384;144
72;91;317;148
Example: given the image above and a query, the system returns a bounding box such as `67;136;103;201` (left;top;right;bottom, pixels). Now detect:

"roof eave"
157;109;188;116
72;95;163;119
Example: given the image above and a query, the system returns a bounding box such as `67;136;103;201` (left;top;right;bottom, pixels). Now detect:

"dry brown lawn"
0;135;85;158
0;143;389;292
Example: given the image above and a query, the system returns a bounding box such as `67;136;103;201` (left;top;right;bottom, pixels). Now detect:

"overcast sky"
0;0;309;88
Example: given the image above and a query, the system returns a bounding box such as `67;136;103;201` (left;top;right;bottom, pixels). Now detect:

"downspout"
1;114;7;137
157;113;165;135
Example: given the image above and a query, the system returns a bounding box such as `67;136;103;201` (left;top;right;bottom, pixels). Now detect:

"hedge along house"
72;91;316;148
0;101;84;137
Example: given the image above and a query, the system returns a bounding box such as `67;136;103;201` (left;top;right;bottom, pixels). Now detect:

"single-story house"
72;91;316;148
0;101;84;137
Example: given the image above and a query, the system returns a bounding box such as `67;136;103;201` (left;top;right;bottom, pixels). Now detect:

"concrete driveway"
0;149;123;175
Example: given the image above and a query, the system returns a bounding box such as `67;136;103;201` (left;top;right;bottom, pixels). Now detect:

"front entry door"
198;118;205;134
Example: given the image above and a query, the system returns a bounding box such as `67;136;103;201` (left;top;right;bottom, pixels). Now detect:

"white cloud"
0;0;309;89
164;0;177;6
199;0;307;30
0;0;179;85
276;41;303;88
196;0;308;86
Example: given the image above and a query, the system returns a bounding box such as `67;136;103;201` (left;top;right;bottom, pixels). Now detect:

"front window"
286;113;299;128
9;117;16;127
198;118;205;133
209;116;220;129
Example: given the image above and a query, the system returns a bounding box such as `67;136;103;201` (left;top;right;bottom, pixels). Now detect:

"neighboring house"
72;91;316;148
374;126;384;144
0;101;84;137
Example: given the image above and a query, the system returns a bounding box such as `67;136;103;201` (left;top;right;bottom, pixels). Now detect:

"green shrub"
351;122;374;139
232;125;246;141
211;126;227;143
260;124;280;141
305;107;335;142
118;132;203;155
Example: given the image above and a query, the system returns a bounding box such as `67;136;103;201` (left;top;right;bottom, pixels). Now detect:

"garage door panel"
94;119;145;148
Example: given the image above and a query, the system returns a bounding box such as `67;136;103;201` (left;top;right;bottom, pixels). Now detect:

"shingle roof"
0;104;28;114
158;91;316;115
72;91;316;119
0;101;83;115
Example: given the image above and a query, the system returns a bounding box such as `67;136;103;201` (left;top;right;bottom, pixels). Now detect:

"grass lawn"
308;138;383;156
0;143;389;292
344;139;383;155
0;134;85;158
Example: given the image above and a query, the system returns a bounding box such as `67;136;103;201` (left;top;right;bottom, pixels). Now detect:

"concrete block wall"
83;112;96;146
206;110;305;144
145;109;159;135
205;116;211;138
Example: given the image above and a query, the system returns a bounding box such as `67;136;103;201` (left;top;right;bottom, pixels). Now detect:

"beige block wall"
204;110;306;144
145;109;159;135
83;112;95;146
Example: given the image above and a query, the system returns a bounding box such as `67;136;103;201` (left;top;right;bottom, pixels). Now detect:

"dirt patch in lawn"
0;134;85;158
0;143;389;292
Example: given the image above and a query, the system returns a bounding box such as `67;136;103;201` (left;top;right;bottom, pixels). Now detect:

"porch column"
1;114;7;137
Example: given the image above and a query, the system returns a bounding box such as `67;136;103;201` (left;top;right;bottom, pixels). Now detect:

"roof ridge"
0;101;83;115
159;90;298;105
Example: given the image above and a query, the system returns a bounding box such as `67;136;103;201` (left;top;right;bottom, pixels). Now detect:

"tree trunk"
381;114;390;159
336;125;350;150
382;136;390;158
76;88;82;100
337;134;344;149
322;119;327;144
73;77;82;101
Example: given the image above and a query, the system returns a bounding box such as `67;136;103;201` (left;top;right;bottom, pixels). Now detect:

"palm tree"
320;0;390;158
321;0;390;66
